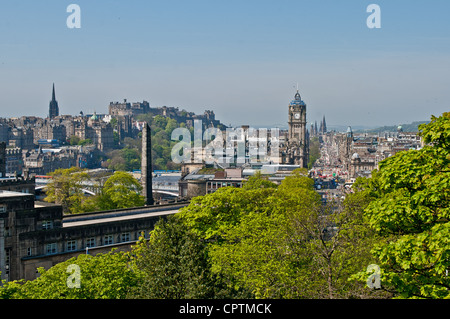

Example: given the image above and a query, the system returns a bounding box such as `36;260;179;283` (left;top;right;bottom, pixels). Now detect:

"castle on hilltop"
108;99;225;130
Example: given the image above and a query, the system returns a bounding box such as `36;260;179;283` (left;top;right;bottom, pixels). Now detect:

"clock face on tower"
294;113;300;119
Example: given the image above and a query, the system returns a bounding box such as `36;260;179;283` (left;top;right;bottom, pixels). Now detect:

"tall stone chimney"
141;123;154;205
0;142;6;178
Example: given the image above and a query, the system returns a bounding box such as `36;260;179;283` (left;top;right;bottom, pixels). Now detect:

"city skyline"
1;1;449;127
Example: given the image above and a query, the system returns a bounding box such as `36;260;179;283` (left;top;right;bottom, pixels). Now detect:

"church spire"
49;83;59;119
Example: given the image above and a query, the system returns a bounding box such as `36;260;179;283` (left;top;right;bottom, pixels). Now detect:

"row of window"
206;181;243;194
4;249;10;274
27;231;149;257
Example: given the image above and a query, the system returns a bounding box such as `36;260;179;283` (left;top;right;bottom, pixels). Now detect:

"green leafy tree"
242;171;278;190
179;177;277;241
104;149;127;171
128;216;212;299
180;169;385;299
0;250;137;299
178;172;298;298
176;174;279;297
256;168;343;298
165;118;179;135
109;117;118;128
208;202;294;298
129;216;245;299
104;136;141;171
97;171;145;210
44;167;95;214
152;115;167;129
69;135;81;145
79;138;93;146
353;112;450;299
121;147;141;171
300;177;391;299
269;170;389;299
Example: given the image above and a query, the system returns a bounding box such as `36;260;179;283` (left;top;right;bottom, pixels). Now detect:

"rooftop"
0;190;33;198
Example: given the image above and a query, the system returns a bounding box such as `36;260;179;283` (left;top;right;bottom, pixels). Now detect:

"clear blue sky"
0;0;449;128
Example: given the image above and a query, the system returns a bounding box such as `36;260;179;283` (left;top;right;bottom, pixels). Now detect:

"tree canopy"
44;167;93;214
97;171;145;210
1;250;137;299
352;112;450;299
44;168;145;214
176;169;381;298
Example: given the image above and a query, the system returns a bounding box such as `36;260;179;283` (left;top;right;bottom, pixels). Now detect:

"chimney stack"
141;123;154;205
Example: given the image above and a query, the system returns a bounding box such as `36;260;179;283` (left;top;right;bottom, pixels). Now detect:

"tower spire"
294;84;301;100
49;83;59;119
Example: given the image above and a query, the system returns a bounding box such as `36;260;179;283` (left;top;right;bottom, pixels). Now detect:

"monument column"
141;123;154;205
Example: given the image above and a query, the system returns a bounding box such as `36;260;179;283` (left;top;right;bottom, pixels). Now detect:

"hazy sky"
0;0;449;129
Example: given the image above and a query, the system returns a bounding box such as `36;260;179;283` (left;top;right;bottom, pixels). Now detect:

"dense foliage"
44;167;94;214
0;250;137;299
352;112;450;298
44;168;145;214
97;171;145;210
3;169;382;299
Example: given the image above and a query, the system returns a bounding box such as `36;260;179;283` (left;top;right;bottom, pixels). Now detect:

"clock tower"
286;89;308;167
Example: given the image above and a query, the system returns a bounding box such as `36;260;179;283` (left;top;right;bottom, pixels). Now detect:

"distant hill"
328;124;378;132
355;121;430;133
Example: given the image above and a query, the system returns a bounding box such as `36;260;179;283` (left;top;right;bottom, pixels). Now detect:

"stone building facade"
333;126;423;180
23;148;79;176
8;127;34;150
73;115;114;151
33;121;67;145
0;190;187;282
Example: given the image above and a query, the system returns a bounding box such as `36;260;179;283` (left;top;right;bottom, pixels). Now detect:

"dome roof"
289;90;306;107
351;153;360;159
